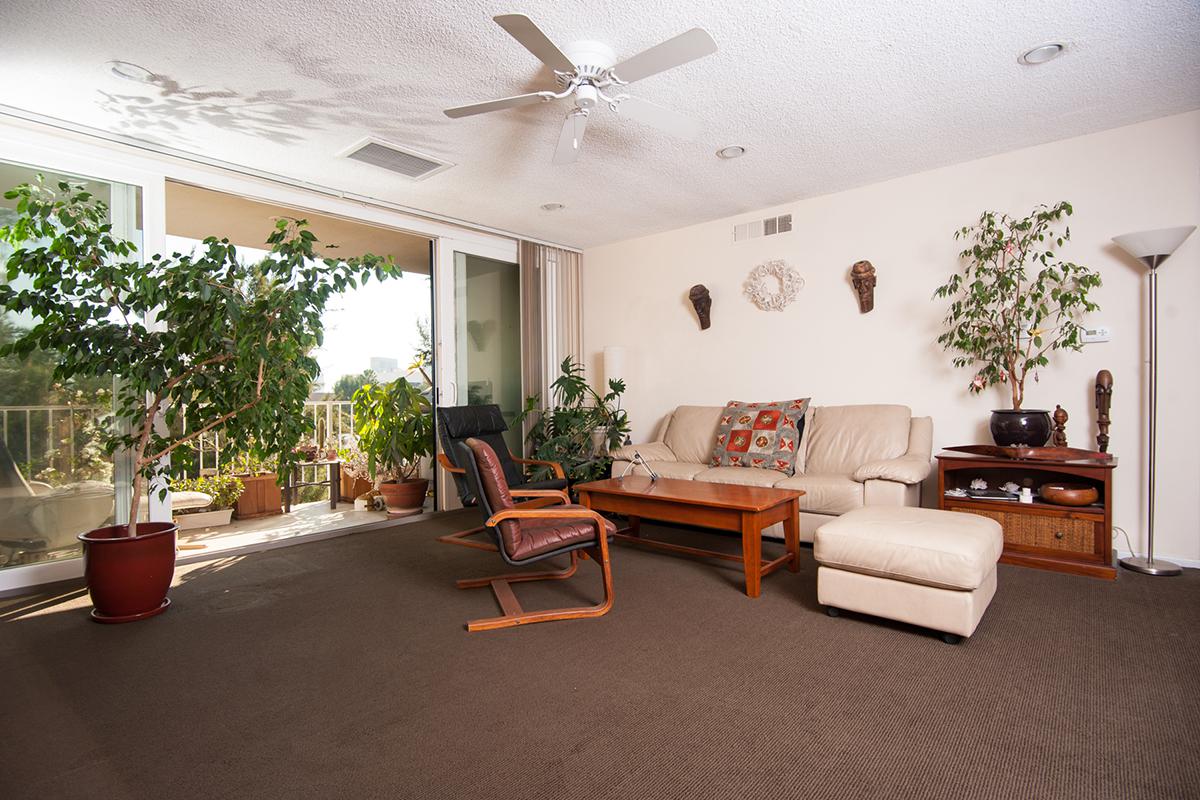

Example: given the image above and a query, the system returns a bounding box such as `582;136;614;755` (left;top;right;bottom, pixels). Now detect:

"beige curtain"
520;241;583;440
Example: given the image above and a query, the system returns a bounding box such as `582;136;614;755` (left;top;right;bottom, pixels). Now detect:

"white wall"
583;111;1200;565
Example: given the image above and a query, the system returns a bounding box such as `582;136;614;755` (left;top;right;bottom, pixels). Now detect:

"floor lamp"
1111;225;1196;576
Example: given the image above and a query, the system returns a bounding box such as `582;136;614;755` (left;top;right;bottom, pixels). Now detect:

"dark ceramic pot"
378;478;429;517
989;409;1052;447
78;522;177;623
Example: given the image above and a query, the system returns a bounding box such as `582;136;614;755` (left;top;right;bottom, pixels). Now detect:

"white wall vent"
339;137;453;180
734;213;792;242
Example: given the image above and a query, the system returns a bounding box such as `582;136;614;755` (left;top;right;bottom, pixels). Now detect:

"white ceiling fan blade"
444;92;551;118
552;111;588;164
494;14;575;72
611;28;717;84
616;96;702;141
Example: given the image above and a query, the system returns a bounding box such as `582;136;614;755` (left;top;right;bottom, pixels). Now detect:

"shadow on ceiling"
96;53;450;151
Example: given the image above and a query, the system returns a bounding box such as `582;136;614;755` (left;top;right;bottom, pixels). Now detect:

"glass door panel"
453;252;523;455
0;161;139;570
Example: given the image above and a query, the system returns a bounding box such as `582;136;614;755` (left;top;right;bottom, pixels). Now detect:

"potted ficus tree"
934;201;1102;446
351;377;434;516
0;176;397;622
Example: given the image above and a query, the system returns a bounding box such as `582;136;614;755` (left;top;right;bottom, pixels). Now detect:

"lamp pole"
1111;226;1195;576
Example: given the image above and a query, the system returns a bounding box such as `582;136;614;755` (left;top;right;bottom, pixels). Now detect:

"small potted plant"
0;177;397;621
934;201;1102;446
337;443;377;503
352;377;434;516
171;474;245;530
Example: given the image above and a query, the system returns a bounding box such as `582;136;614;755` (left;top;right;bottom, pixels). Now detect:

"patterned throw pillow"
710;398;811;475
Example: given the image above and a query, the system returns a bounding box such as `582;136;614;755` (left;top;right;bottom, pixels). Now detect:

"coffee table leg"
626;515;641;536
741;512;762;598
784;498;799;572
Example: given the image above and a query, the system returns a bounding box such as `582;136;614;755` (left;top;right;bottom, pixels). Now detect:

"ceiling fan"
444;14;718;164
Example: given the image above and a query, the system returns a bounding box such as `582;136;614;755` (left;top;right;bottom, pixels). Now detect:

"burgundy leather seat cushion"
507;505;617;561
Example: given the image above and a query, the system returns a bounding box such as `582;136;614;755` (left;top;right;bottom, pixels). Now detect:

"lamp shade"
603;346;627;386
1112;226;1196;268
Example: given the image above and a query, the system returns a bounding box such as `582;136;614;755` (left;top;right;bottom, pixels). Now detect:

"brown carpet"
2;510;1198;800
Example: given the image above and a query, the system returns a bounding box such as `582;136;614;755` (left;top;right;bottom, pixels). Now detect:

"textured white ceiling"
1;0;1197;249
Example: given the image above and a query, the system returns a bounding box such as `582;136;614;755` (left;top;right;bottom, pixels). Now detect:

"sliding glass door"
433;238;522;508
0;160;140;570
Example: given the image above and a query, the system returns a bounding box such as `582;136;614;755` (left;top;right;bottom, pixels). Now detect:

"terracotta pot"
989;409;1052;447
378;478;429;517
78;522;177;624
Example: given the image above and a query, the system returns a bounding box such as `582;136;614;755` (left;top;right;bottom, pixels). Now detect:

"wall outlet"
1081;325;1112;343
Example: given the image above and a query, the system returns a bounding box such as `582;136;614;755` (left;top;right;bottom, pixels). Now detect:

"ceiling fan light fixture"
1018;42;1066;65
105;60;155;82
716;145;746;160
540;202;565;212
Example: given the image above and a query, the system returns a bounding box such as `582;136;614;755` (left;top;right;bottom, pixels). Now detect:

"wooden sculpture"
688;284;712;329
1095;369;1113;452
850;260;876;313
1052;404;1068;447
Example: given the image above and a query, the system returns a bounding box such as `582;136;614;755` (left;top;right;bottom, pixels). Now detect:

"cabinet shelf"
937;451;1116;580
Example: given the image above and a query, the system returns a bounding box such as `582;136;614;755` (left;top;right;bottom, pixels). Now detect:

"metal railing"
1;400;356;481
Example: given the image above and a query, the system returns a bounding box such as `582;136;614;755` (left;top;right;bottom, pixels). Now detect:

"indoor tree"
0;176;398;535
934;201;1102;409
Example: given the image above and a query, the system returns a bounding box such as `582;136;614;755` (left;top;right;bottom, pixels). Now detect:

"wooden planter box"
234;472;283;520
340;474;374;503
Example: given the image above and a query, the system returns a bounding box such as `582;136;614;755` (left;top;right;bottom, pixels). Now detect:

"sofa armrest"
608;441;678;463
853;455;931;485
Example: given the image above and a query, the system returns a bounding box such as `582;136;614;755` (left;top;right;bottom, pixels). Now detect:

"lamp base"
1119;555;1182;577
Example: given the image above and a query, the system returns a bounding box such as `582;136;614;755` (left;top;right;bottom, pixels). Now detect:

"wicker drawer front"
957;508;1095;554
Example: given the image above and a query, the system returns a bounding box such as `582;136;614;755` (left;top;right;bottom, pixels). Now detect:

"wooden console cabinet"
937;451;1117;580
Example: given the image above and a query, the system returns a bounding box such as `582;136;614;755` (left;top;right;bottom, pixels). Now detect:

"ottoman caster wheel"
941;632;962;645
824;606;840;617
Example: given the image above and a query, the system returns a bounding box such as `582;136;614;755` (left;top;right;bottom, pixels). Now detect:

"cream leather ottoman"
814;507;1003;643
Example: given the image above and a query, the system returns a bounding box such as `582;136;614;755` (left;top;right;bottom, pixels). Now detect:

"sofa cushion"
775;473;864;514
804;405;911;476
814;507;1003;591
710;398;810;475
609;441;677;463
663;406;724;464
694;466;786;487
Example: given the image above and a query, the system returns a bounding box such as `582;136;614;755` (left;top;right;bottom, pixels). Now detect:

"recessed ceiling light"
716;145;746;160
1018;43;1066;65
105;60;155;82
540;202;565;212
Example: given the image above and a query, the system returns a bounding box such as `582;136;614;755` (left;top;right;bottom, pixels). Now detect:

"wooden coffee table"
575;476;803;598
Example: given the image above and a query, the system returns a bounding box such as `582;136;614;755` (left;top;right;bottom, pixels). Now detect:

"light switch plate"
1081;325;1112;343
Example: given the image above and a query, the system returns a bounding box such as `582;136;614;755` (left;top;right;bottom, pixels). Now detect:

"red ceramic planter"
78;522;178;624
378;479;429;517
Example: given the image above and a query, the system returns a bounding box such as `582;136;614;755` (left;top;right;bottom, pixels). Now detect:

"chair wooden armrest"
513;457;566;480
509;488;571;505
437;452;465;475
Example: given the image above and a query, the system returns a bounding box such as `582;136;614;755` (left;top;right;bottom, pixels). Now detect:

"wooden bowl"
1038;482;1099;506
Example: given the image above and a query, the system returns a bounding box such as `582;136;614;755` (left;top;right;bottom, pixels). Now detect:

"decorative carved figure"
850;260;877;313
688;284;712;329
1052;404;1069;447
1095;369;1113;452
744;260;803;311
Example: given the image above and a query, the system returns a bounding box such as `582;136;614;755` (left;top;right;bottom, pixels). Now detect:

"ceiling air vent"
339;138;453;180
733;213;792;242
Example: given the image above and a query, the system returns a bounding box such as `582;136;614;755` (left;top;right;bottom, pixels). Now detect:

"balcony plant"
0;176;397;621
351;376;434;515
170;473;245;530
516;356;630;485
933;201;1101;446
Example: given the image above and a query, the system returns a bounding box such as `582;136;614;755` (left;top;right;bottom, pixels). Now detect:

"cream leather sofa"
609;404;933;541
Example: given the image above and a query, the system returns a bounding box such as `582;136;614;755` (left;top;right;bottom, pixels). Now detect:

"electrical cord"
1112;525;1137;558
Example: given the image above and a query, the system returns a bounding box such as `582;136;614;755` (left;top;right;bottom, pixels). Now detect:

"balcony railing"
2;400;356;482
